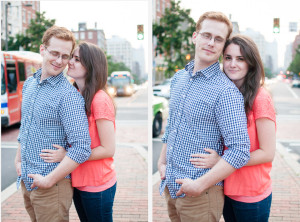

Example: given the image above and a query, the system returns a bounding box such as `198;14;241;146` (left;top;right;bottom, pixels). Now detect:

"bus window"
1;64;5;95
6;62;17;93
18;62;26;81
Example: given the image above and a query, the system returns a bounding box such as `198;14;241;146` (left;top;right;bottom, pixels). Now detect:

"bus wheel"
153;113;162;137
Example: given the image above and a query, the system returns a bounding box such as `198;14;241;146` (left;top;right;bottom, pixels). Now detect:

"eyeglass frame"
197;32;226;44
43;45;71;61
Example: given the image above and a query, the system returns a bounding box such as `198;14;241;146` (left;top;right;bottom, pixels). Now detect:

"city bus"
1;51;42;127
108;71;134;96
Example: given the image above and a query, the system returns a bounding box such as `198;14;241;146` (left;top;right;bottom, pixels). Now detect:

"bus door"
5;59;21;125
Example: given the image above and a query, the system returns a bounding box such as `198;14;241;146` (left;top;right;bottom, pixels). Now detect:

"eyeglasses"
44;46;71;61
198;32;225;44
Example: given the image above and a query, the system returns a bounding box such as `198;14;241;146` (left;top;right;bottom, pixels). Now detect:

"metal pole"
5;3;8;51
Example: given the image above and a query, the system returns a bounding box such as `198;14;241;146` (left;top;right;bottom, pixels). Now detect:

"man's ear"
192;32;197;45
40;44;45;56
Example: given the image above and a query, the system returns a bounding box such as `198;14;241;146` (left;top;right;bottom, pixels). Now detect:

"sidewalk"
1;144;148;221
153;143;300;221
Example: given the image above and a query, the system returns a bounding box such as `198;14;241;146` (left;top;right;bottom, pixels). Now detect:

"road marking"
116;120;148;126
289;143;300;147
276;114;300;120
285;84;299;99
152;138;163;142
1;142;18;149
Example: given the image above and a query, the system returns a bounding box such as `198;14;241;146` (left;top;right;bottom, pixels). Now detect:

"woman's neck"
75;79;85;94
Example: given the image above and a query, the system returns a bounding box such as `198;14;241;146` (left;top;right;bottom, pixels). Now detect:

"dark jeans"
73;182;117;222
223;193;272;222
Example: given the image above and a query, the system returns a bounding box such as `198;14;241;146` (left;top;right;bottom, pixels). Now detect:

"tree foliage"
4;11;55;52
264;67;274;79
107;54;131;75
288;45;300;75
153;0;195;78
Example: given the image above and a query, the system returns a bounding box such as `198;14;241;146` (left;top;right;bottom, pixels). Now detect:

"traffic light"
137;24;144;40
273;18;280;33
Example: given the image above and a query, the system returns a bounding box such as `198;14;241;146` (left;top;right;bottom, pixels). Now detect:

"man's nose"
207;38;215;46
55;56;63;63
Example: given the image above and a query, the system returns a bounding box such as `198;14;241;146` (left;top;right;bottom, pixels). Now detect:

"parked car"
291;77;300;88
152;96;169;137
153;78;172;99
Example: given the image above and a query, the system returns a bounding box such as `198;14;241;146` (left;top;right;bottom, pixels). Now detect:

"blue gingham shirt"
17;69;91;191
160;60;250;199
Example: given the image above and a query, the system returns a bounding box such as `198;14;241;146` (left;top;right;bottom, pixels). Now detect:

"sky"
39;0;300;70
40;0;150;72
179;0;300;68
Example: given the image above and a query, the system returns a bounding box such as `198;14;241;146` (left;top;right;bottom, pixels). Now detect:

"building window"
157;0;161;12
23;9;26;23
88;32;93;39
74;33;79;40
27;11;31;24
80;32;85;39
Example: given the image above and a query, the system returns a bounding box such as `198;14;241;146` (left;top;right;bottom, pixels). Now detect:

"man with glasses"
157;11;250;221
15;26;91;221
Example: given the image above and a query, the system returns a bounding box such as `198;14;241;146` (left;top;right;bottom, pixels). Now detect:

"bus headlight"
108;87;116;96
125;86;133;94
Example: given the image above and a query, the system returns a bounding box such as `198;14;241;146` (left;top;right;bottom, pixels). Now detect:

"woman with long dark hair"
41;42;116;222
190;35;276;222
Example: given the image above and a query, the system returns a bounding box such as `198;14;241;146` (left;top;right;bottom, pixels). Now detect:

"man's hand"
15;161;21;176
158;162;166;180
175;178;203;197
28;174;54;189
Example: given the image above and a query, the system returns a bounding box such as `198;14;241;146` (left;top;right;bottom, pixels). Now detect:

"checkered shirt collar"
33;68;64;85
185;60;221;79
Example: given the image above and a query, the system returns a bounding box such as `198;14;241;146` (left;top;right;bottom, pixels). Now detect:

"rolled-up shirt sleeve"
59;91;91;163
216;87;250;169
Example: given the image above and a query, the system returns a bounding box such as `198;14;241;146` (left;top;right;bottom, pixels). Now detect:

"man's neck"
193;58;217;74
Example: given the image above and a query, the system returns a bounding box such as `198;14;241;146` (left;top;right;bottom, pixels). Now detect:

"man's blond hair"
196;11;233;39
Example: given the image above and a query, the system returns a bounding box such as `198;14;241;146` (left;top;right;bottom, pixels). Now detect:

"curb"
276;141;300;178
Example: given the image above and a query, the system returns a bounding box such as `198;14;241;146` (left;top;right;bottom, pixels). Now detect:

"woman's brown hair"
74;42;115;116
223;34;265;115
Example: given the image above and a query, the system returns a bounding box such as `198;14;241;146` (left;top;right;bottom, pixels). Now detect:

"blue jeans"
223;193;272;222
73;182;117;222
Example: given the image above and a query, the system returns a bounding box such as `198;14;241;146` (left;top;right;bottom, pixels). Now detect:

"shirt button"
190;78;193;82
178;112;181;116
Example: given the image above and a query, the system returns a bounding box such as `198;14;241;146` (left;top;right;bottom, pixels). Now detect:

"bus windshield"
1;64;6;95
111;77;130;87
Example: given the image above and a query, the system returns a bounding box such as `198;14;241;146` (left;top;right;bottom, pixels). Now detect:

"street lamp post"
5;2;9;51
5;2;32;51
